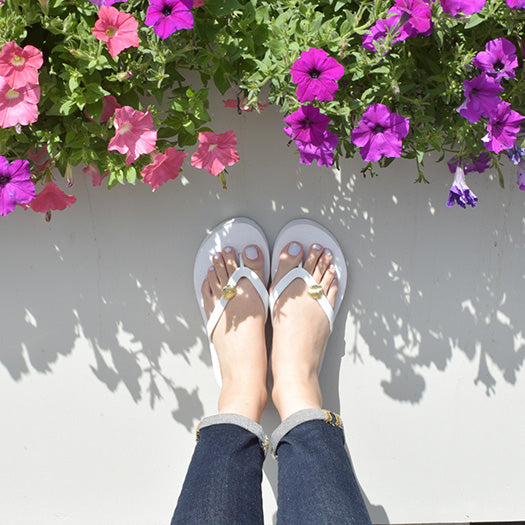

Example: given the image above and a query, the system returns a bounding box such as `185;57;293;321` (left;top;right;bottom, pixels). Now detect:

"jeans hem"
269;408;343;456
197;413;269;454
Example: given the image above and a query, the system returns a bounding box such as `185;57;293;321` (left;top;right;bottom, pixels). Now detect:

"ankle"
272;376;322;421
218;380;268;423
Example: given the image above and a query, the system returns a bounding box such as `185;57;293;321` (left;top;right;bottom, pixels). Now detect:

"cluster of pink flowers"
284;48;344;167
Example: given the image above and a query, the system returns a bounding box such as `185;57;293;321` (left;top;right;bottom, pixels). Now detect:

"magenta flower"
351;103;410;162
457;73;503;123
290;48;344;102
440;0;486;16
472;37;517;80
0;156;35;216
482;101;524;153
362;15;411;53
145;0;194;39
447;165;478;208
283;105;330;146
505;0;525;8
388;0;433;37
517;163;525;190
296;131;338;167
88;0;128;5
448;152;491;174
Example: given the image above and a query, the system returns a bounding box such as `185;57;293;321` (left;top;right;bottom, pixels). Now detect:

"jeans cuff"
196;413;269;455
269;408;344;456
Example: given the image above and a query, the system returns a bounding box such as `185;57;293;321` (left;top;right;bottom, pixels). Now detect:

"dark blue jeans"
171;409;372;525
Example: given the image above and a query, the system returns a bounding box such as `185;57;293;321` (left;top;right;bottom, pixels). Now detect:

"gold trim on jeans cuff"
195;421;202;442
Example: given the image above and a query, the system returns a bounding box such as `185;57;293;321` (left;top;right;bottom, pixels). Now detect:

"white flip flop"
270;218;347;333
194;217;270;385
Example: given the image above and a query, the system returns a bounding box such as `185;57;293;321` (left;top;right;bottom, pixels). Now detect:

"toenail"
324;248;332;256
245;246;258;260
224;247;232;253
329;263;335;270
209;266;215;271
214;253;221;260
312;243;321;250
288;242;301;256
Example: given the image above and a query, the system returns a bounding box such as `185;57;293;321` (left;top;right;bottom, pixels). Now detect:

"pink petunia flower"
0;76;40;128
141;147;187;191
92;6;139;59
388;0;433;37
0;41;43;89
100;94;121;122
83;162;109;186
482;101;524;153
108;106;157;165
290;48;344;102
283;105;330;146
29;181;76;214
223;98;269;112
191;130;239;176
362;14;412;54
27;145;52;173
296;130;338;168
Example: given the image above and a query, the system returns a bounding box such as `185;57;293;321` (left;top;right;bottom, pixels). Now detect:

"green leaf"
205;0;242;17
464;14;484;29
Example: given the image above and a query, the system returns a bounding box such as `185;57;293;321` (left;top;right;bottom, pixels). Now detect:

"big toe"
242;244;266;284
271;241;304;290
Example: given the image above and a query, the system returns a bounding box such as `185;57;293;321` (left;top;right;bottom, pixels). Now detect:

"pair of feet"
201;241;339;424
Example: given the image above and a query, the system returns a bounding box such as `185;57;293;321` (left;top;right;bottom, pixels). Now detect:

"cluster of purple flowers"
363;0;432;54
285;48;344;167
453;36;525;205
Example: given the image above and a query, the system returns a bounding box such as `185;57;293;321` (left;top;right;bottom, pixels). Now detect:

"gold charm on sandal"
221;284;237;300
307;284;324;299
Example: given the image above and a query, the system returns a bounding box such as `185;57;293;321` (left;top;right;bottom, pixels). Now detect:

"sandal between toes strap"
269;218;347;333
193;217;270;386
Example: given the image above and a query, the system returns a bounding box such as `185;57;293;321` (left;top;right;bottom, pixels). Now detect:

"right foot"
270;241;339;421
201;245;268;422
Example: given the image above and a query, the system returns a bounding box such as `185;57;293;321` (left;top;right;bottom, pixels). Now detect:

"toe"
313;248;333;282
326;274;338;308
201;277;215;317
320;263;336;295
242;244;265;283
303;243;323;274
212;252;228;285
208;264;222;297
272;241;304;289
222;246;238;278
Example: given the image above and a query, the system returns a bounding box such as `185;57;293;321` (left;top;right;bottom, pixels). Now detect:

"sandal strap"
206;261;269;338
269;265;335;332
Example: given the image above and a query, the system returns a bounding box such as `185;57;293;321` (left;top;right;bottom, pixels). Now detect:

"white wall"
1;97;524;524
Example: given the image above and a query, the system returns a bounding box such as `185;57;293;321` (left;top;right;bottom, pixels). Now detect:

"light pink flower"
108;106;157;165
0;41;43;89
83;162;109;186
30;181;76;213
100;94;121;122
141;147;187;191
193;0;205;6
0;76;40;128
191;130;239;176
92;6;139;59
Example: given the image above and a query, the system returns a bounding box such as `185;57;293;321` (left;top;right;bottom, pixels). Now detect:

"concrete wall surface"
1;100;525;525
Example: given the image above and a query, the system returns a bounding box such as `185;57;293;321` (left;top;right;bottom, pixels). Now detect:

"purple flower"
388;0;433;36
440;0;486;16
447;165;478;208
362;15;412;54
506;0;525;8
447;152;491;174
290;48;344;103
507;144;525;165
145;0;193;39
296;130;338;167
351;103;410;162
517;163;525;190
88;0;128;5
482;101;524;153
472;37;518;81
457;73;503;123
0;155;35;216
283;105;330;146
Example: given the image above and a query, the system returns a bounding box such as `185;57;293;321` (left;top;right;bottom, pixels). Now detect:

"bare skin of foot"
201;245;268;423
270;242;338;421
